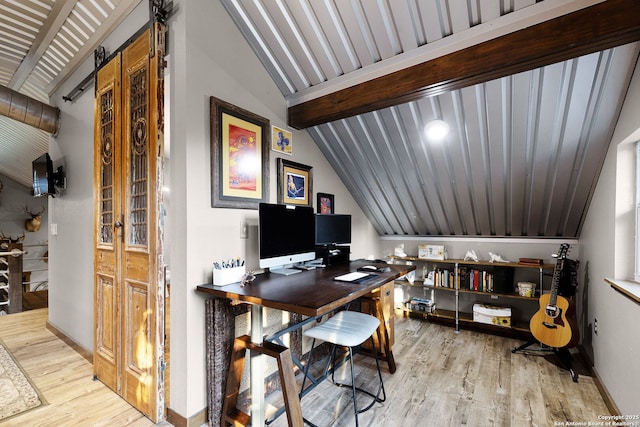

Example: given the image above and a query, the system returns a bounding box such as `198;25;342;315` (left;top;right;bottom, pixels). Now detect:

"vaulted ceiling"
221;0;640;238
0;0;140;188
1;1;640;238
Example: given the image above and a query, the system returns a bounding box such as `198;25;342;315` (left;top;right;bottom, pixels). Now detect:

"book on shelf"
518;257;543;266
468;269;494;293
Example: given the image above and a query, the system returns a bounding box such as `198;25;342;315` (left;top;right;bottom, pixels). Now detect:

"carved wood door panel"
94;25;165;422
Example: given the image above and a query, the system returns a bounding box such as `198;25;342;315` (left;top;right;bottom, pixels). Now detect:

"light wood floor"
269;313;611;427
0;308;610;427
0;308;170;427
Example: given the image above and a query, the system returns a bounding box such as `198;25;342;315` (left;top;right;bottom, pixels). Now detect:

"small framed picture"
277;158;312;207
272;125;293;155
317;193;334;214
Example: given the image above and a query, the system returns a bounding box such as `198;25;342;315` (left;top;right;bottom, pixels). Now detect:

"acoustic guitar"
529;243;579;348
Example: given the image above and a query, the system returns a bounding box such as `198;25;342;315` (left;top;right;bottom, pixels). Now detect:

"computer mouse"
360;265;378;271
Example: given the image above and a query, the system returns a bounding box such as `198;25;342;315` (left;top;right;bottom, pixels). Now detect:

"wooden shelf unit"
389;256;554;338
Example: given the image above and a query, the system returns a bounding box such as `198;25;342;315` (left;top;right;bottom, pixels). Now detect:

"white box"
418;244;445;260
473;303;511;327
213;266;245;286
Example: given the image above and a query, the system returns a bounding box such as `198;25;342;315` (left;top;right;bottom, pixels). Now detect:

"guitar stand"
512;341;578;383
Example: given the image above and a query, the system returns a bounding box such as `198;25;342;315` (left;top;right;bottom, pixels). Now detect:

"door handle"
114;215;124;242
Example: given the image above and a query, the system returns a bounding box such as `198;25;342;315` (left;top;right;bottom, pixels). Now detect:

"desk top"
196;261;415;317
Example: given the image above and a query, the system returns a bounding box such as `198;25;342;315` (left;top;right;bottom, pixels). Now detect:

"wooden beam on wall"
287;0;640;130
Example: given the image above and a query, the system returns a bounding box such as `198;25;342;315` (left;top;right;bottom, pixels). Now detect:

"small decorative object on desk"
241;271;256;287
418;244;445;260
213;258;246;286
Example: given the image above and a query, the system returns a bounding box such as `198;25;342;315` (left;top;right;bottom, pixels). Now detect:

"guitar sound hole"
545;306;559;318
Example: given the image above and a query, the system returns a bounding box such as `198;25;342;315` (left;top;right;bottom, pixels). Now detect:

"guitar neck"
549;244;570;306
549;258;565;306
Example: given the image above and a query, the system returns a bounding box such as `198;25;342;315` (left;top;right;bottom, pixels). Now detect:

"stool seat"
305;310;380;347
302;310;386;427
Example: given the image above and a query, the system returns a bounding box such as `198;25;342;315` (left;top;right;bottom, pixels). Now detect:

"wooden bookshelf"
392;256;553;338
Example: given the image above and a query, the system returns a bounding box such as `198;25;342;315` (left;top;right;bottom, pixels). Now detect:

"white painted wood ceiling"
0;0;139;188
220;0;640;237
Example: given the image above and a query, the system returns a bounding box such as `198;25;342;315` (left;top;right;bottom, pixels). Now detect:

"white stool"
302;310;386;427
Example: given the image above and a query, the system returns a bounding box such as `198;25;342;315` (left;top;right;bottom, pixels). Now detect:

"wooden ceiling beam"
287;0;640;130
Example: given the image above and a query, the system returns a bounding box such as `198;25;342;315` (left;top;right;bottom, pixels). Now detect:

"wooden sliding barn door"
94;25;166;422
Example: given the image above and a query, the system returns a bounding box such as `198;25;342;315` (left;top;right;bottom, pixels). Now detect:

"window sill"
605;278;640;304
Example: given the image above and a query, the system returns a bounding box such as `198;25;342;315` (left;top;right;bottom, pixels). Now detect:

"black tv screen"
259;203;316;269
32;153;53;197
315;214;351;246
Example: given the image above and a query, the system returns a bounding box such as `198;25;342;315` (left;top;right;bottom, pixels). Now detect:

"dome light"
424;119;449;142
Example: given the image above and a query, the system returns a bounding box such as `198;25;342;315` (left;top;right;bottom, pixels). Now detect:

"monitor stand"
270;267;301;276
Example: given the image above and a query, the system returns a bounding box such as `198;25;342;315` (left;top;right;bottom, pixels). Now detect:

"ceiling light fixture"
424;119;449;142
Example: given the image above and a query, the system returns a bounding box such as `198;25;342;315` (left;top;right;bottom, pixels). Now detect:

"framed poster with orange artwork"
210;97;270;209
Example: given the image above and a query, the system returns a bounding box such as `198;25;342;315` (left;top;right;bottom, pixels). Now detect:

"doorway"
93;24;166;422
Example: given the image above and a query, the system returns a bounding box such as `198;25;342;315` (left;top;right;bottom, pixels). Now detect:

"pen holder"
214;266;246;286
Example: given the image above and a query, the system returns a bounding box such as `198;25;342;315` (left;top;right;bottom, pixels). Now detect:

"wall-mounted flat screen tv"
32;153;54;197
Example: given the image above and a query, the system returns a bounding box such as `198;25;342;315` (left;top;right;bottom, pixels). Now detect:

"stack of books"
517;258;543;266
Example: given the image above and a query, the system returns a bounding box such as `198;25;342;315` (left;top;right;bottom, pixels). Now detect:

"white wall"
169;0;379;417
0;174;49;295
580;56;640;415
47;0;640;419
47;0;379;421
47;2;149;357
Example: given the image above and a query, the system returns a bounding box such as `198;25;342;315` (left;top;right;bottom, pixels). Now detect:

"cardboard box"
418;244;445;260
473;303;511;327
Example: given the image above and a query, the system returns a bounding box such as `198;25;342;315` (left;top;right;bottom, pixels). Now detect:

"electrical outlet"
594;317;598;335
240;222;248;239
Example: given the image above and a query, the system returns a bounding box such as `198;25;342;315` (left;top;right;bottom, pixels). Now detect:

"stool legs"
304;336;386;427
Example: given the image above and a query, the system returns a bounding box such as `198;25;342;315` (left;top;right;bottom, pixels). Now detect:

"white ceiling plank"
9;0;75;90
287;0;605;106
45;0;142;96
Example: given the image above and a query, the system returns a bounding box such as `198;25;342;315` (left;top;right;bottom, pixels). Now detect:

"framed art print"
277;158;312;207
272;125;293;155
317;193;334;214
210;96;270;209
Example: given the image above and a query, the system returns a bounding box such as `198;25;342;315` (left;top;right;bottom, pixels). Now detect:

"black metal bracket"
63;0;174;103
152;0;172;25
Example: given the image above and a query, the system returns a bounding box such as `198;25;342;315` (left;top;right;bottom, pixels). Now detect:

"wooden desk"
196;261;415;427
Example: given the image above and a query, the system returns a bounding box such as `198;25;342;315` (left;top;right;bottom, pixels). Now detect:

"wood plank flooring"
0;308;169;427
268;313;611;427
0;308;610;427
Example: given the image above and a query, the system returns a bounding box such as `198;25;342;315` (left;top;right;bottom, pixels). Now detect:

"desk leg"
251;305;264;427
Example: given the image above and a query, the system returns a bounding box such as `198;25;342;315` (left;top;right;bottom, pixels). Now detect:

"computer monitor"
258;203;316;274
314;214;351;246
